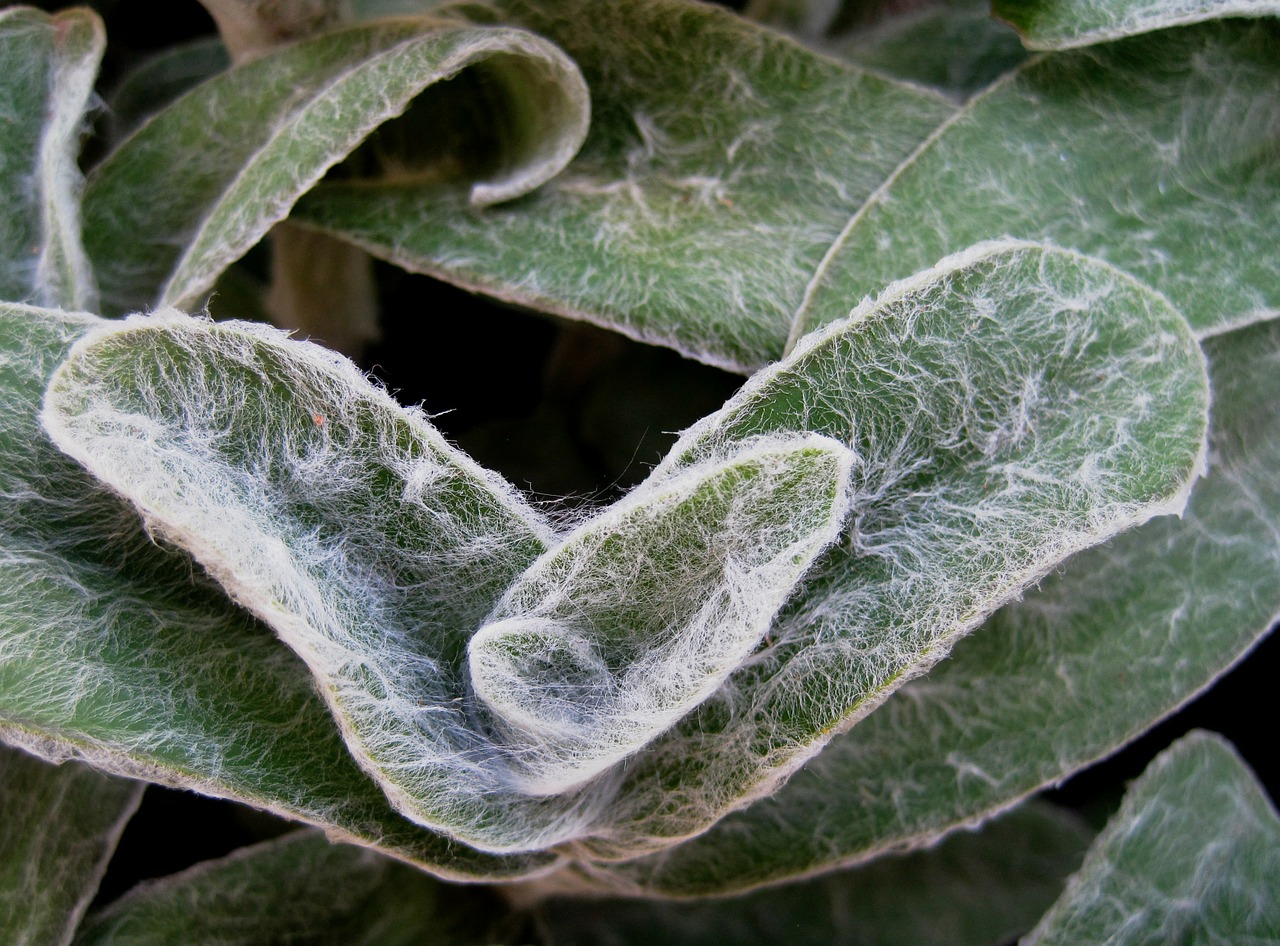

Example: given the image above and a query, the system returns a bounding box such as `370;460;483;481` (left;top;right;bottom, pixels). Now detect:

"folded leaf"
73;830;503;946
0;303;555;881
0;748;142;946
535;803;1092;946
586;308;1278;896
82;16;589;315
470;434;853;795
295;0;956;372
790;19;1280;347
1023;732;1280;945
0;6;103;311
995;0;1280;48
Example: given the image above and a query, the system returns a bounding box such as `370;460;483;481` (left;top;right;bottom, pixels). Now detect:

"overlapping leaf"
994;0;1280;48
0;303;557;881
582;310;1279;896
294;0;956;371
73;831;500;946
790;19;1280;348
0;6;103;311
1023;732;1280;944
0;748;142;946
40;313;853;852
81;15;589;316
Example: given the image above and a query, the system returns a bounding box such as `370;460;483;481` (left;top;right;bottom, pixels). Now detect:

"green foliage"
0;0;1276;942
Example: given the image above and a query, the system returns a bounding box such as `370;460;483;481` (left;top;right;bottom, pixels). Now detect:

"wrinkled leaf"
535;803;1092;946
470;434;853;796
995;0;1280;48
0;302;556;881
587;310;1279;896
295;0;956;372
41;312;852;853
1023;732;1280;945
0;6;103;310
791;19;1280;347
74;830;503;946
0;748;141;946
82;16;588;315
566;241;1210;858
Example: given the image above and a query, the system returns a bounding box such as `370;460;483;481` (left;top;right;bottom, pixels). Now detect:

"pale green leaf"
0;302;556;881
0;747;142;946
790;19;1280;347
563;241;1211;858
1023;732;1280;945
82;16;588;315
73;830;503;946
0;6;103;311
829;0;1030;98
585;309;1279;896
103;37;230;144
534;803;1092;946
293;0;956;372
40;312;852;854
995;0;1280;48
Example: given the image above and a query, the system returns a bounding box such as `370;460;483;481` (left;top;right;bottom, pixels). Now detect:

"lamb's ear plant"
0;0;1276;942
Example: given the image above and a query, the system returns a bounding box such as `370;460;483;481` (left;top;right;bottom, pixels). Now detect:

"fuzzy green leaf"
41;312;854;853
558;241;1210;858
995;0;1280;48
102;37;230;145
0;748;142;946
535;803;1092;946
293;0;956;372
73;831;503;946
0;302;556;881
791;19;1280;348
1023;732;1280;945
81;16;588;316
585;309;1278;896
0;6;103;311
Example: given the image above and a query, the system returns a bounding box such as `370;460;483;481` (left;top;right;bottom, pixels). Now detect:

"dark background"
23;0;1280;922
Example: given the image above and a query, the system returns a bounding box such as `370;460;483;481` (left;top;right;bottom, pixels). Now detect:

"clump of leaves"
1;0;1277;942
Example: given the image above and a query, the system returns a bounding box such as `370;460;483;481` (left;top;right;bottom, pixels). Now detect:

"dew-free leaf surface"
0;303;556;881
994;0;1280;48
73;830;501;946
790;19;1280;348
295;0;956;371
0;748;142;946
1022;732;1280;945
585;309;1278;896
0;6;103;311
82;16;588;316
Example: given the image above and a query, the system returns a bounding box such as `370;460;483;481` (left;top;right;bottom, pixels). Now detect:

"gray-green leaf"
561;240;1211;858
0;302;556;881
73;830;504;946
82;15;588;316
790;19;1280;348
1022;732;1280;945
293;0;956;372
585;308;1279;896
994;0;1280;49
0;6;103;311
0;747;142;946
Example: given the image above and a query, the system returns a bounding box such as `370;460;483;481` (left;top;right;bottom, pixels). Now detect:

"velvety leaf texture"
790;19;1280;348
0;748;142;946
73;831;501;946
995;0;1280;48
582;310;1278;897
0;6;103;311
1023;732;1280;945
293;0;956;371
0;303;557;881
82;15;589;315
